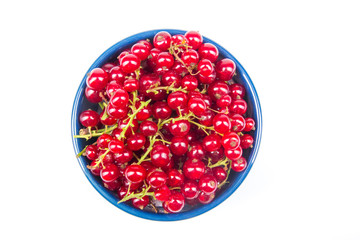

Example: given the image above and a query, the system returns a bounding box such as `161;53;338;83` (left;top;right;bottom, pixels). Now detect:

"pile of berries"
75;30;255;213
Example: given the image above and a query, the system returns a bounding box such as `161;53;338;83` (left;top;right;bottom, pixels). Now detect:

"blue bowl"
71;29;262;221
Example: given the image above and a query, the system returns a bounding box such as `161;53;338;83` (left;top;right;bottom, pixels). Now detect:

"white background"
1;0;359;239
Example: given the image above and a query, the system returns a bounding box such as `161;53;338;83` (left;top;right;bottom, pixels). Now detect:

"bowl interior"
71;29;262;221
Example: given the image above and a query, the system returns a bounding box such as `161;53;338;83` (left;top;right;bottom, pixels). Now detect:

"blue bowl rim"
71;29;262;221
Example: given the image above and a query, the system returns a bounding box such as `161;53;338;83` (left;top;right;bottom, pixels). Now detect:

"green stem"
76;145;88;158
93;148;110;169
146;86;188;94
208;157;230;168
74;124;118;140
118;99;151;140
118;184;154;203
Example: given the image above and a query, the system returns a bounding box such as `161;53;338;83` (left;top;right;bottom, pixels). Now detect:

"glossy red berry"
167;169;184;187
110;88;129;108
85;87;102;103
123;78;139;92
188;97;207;115
187;142;205;160
185;31;203;50
162;70;181;87
202;134;222;152
231;157;247;172
212;167;227;183
102;62;116;73
103;178;121;191
181;180;200;199
146;169;167;189
181;75;198;91
119;54;140;73
124;164;147;184
221;132;240;150
86;68;109;90
118;118;139;137
244;118;256;131
199;174;218;194
198;68;216;84
108;139;125;154
109;66;126;85
213;114;231;134
183;158;205;180
157;52;174;69
181;49;199;67
198;192;215;204
153;31;171;51
89;161;101;176
225;146;243;161
170;136;188;156
197;59;214;76
97;133;113;149
150;145;171;167
208;81;229;101
139;120;158;136
132;196;150;210
152;101;172;119
240;134;254;149
127;133;146;151
131;43;150;60
106;103;128;119
154;185;171;202
199;109;215;126
215;58;236;81
100;164;120;183
164;192;185;213
229;83;246;99
230;113;246;132
217;94;232;108
85;145;98;161
169;119;190;137
106;81;122;98
113;147;133;164
229;99;247;115
79;110;99;127
198;43;219;62
167;91;188;109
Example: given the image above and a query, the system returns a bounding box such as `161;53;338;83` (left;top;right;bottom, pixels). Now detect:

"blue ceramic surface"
71;29;262;221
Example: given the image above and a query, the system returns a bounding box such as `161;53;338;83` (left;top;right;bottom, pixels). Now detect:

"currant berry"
139;120;158;136
197;59;214;76
215;58;236;81
123;78;139;92
213;114;231;134
113;147;133;164
244;118;256;131
154;185;171;202
181;49;199;68
169;119;190;137
162;70;181;87
119;54;140;73
100;164;120;183
229;99;247;115
202;134;222;152
85;145;98;161
110;88;129;108
187;142;205;160
97;133;113;149
184;31;203;50
152;101;172;119
86;68;109;90
230;113;246;132
181;75;198;91
198;191;215;204
167;169;184;187
170;136;188;156
181;180;200;199
167;91;188;109
109;66;126;85
183;158;205;180
198;43;219;62
229;83;246;99
131;43;150;60
231;156;247;172
225;146;243;161
108;139;125;154
132;196;150;210
146;169;167;189
188;97;207;115
212;167;227;183
124;164;147;184
164;192;185;213
79;110;99;127
150;144;171;167
153;31;171;51
126;133;146;151
221;132;240;150
85;87;102;103
106;103;128;119
240;134;254;149
198;174;218;194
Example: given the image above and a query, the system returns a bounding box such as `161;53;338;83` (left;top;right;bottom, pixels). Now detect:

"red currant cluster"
75;30;255;213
